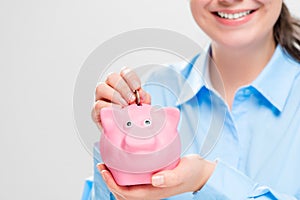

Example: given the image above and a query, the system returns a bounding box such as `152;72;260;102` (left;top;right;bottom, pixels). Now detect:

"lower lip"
214;11;256;27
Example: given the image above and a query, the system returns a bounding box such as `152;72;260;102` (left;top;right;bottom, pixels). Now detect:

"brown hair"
274;3;300;62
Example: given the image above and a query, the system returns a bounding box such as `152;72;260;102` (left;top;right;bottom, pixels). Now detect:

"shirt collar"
176;45;211;105
252;45;300;112
176;45;300;112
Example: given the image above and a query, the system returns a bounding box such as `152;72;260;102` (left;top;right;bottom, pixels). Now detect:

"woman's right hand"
92;67;151;128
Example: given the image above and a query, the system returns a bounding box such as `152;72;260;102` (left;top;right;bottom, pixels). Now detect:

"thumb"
151;170;181;187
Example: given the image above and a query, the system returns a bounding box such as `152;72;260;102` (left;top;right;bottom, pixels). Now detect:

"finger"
97;166;118;190
92;100;122;120
96;163;109;172
100;170;122;197
96;164;124;192
95;82;128;106
91;100;112;124
120;67;141;92
96;164;163;199
139;89;151;104
152;170;181;188
151;159;188;188
105;72;136;104
98;168;128;199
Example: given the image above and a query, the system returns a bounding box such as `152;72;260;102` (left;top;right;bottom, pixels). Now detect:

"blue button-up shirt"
82;45;300;200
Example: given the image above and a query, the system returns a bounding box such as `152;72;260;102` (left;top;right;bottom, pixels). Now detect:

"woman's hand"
92;67;151;127
97;155;216;200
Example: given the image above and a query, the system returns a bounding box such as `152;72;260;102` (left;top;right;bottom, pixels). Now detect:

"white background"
0;0;299;199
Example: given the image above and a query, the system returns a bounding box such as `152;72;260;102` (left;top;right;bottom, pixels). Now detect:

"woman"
90;0;300;199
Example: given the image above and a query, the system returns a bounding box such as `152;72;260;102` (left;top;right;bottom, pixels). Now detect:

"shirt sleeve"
91;142;115;200
193;159;298;200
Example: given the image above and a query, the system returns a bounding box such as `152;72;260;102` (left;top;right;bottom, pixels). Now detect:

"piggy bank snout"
123;136;157;152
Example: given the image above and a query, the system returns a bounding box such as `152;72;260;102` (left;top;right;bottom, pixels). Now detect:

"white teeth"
217;10;251;20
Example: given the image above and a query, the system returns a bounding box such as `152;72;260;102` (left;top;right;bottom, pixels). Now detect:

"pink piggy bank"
99;104;181;186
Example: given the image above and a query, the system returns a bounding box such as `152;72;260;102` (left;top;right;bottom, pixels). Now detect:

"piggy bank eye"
144;119;151;126
126;121;132;128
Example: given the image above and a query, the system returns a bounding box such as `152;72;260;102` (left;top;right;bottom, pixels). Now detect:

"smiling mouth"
214;10;256;20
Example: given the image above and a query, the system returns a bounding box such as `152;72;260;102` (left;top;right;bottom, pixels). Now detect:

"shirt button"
235;92;244;101
243;88;252;97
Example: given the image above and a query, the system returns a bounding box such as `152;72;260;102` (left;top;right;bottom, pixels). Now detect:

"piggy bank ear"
164;107;180;127
100;107;114;133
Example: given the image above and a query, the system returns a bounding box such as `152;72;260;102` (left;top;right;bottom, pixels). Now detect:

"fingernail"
152;175;164;186
120;67;131;76
96;163;103;170
101;170;109;182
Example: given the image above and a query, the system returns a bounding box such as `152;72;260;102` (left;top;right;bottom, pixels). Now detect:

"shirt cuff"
193;159;258;200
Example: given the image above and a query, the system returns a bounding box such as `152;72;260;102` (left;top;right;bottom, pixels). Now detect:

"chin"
213;37;255;51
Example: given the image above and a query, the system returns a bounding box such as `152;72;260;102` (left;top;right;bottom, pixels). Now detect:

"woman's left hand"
97;154;216;200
